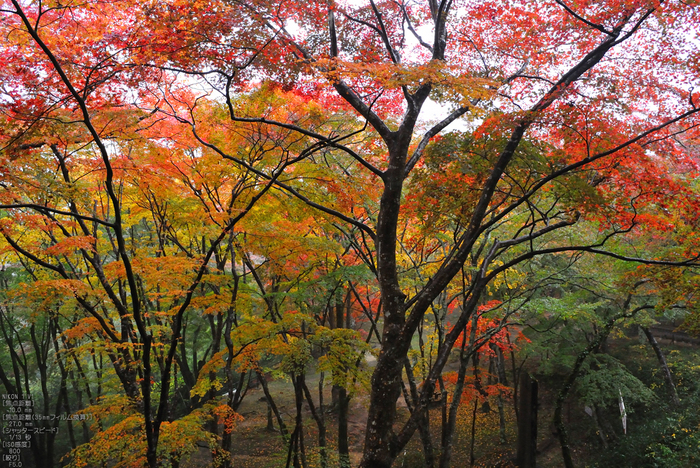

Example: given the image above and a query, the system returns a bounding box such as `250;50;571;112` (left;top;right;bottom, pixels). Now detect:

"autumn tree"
182;3;700;467
0;4;347;461
4;0;700;467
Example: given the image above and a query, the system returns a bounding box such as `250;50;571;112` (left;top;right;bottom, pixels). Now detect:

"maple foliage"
2;0;700;467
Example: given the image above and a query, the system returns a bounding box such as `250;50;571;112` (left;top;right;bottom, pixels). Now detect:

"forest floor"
182;363;527;467
182;331;696;467
228;379;369;468
182;374;370;468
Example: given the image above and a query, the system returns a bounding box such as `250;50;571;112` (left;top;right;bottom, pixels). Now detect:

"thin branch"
0;204;114;228
179;118;378;241
404;105;471;177
395;0;433;52
368;0;401;64
555;0;614;35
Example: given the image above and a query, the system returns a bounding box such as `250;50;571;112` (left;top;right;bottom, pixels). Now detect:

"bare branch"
404;105;471;177
555;0;614;35
394;0;433;52
0;204;114;227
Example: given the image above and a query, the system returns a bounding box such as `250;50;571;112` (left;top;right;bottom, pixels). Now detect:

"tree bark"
515;371;538;468
338;386;351;468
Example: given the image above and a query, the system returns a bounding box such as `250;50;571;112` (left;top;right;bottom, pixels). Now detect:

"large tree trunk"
358;333;409;468
359;150;411;468
515;372;538;468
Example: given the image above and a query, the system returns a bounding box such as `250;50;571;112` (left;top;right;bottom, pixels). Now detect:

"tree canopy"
1;0;700;467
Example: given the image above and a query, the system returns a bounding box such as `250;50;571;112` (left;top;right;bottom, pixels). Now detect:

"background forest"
1;0;700;467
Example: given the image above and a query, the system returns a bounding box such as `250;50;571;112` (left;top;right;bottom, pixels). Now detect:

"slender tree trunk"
595;405;618;445
438;343;471;468
266;401;275;432
302;377;327;468
403;358;435;468
257;371;288;440
293;374;309;468
338;386;351;468
507;333;520;423
587;405;608;448
497;392;507;445
438;377;448;452
642;327;680;406
491;344;509;444
469;397;479;467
